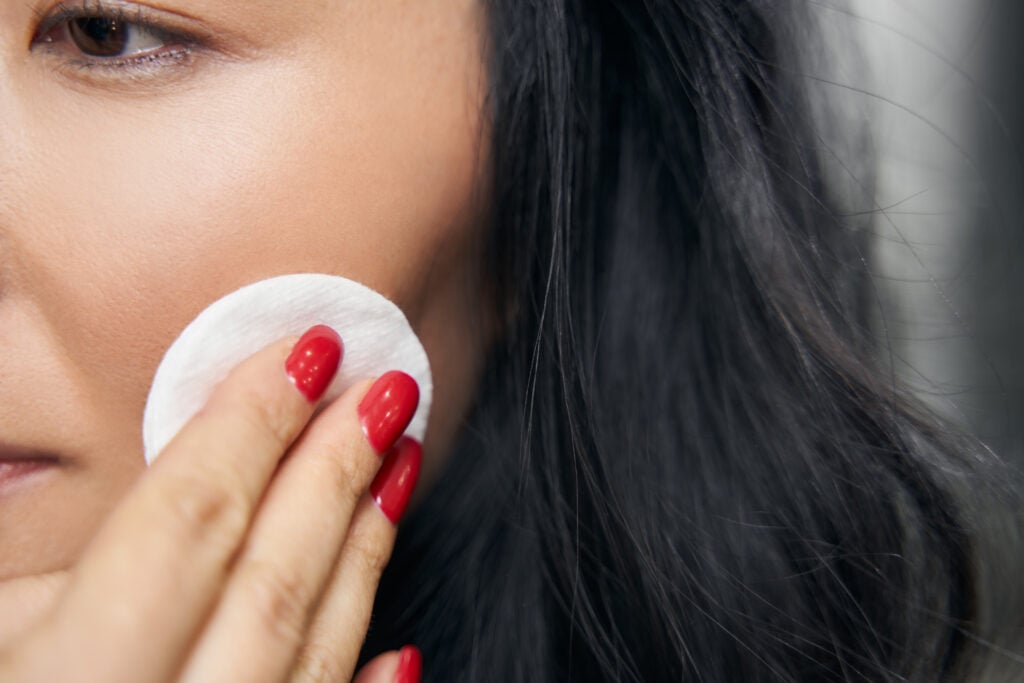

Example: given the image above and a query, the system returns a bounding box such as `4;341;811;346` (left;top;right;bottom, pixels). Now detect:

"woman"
0;0;1006;680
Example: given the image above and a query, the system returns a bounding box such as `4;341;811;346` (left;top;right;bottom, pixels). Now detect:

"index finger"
37;326;342;681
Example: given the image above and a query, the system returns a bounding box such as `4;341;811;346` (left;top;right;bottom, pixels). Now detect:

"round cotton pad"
142;273;432;464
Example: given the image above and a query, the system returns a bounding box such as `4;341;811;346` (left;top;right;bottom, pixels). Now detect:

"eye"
30;2;201;77
38;15;169;60
64;16;164;58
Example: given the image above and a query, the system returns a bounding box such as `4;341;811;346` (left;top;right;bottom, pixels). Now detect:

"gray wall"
838;4;1024;675
839;0;1023;459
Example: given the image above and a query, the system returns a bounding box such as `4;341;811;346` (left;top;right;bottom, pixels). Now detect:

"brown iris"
68;18;127;57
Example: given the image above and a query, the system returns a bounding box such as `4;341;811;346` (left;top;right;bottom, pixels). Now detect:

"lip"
0;443;62;496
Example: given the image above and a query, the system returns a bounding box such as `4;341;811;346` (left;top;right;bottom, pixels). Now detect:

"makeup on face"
0;0;489;578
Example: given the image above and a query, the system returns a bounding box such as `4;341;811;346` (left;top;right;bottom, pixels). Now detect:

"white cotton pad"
142;273;432;464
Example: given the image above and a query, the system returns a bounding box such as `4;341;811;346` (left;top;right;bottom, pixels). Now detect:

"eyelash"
32;1;199;75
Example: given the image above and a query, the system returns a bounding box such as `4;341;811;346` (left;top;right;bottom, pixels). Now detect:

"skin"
0;0;490;583
0;0;491;678
3;343;424;680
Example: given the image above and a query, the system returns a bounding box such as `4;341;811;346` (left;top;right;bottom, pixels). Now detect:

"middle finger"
181;371;419;682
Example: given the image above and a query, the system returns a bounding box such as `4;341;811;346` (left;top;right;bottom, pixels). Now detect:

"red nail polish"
358;370;419;454
371;437;422;524
284;325;343;403
394;645;422;683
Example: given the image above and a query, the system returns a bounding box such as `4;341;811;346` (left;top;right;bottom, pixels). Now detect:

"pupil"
69;18;127;57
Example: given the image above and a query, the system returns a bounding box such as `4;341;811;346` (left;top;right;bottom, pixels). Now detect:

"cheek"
13;51;485;445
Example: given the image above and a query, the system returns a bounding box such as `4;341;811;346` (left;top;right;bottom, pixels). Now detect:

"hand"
0;325;423;683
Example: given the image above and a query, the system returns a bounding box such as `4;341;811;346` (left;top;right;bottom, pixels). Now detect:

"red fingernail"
394;644;422;683
284;325;343;403
371;437;422;524
358;370;419;454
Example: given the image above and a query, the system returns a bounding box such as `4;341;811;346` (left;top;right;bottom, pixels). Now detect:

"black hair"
364;1;991;680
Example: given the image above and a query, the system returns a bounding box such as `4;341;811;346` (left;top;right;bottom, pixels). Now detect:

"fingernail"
371;437;422;524
394;644;423;683
284;325;343;403
358;370;420;454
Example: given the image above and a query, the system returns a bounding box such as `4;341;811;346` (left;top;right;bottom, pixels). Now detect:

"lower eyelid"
71;46;194;71
34;43;206;93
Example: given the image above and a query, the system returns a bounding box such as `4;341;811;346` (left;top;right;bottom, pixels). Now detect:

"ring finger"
180;370;420;682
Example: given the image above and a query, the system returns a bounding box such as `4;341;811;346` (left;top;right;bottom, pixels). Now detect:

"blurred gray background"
816;2;1024;676
827;0;1024;461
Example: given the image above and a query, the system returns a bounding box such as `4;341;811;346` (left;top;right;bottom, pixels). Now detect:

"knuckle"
234;384;301;451
239;561;312;647
292;644;346;683
311;441;369;504
157;473;249;548
346;525;393;577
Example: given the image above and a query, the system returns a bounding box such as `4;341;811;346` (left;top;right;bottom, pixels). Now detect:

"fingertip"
370;438;423;524
395;645;423;683
357;371;420;454
352;646;422;683
284;325;345;403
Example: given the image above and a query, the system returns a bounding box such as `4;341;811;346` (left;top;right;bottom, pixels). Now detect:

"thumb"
0;571;68;643
352;646;422;683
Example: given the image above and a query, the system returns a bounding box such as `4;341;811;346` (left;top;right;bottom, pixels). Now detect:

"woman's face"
0;0;489;579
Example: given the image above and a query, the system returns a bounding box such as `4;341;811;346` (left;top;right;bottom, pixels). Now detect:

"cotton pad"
142;273;432;464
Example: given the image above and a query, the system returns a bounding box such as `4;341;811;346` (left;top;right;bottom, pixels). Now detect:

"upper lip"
0;442;62;464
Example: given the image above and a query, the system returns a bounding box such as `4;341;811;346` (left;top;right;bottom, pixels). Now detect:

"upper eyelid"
33;3;178;45
29;1;240;55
